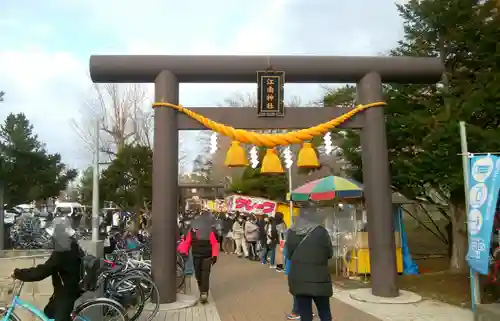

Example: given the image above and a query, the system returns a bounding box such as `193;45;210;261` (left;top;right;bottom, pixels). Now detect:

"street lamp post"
92;118;100;242
81;118;104;258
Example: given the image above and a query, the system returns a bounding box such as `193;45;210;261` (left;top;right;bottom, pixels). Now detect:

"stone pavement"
210;253;378;321
0;250;476;321
210;253;474;321
210;253;293;321
143;276;221;321
0;251;221;321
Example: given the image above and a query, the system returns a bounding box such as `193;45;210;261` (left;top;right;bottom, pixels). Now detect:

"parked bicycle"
0;279;127;321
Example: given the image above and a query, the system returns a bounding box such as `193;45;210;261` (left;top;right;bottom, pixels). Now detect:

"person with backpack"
177;211;219;304
11;217;84;321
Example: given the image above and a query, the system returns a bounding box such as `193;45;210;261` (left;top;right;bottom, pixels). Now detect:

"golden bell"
260;148;284;174
224;141;248;167
297;142;320;168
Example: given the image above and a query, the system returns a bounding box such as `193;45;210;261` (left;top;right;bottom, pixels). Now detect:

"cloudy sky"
0;0;407;172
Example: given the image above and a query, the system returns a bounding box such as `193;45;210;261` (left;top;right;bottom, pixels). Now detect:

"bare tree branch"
72;83;156;162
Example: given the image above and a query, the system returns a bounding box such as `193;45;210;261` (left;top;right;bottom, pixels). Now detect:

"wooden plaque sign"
257;70;285;117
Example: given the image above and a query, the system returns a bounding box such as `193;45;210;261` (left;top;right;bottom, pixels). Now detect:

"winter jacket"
266;222;280;247
244;221;260;242
177;229;219;259
232;221;245;239
14;239;83;321
257;220;266;243
286;226;333;297
222;218;233;235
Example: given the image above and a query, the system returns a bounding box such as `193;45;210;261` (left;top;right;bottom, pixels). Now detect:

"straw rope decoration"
152;102;386;148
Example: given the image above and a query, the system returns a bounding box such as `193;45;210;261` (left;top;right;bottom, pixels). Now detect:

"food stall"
338;204;404;275
225;194;299;227
290;176;409;277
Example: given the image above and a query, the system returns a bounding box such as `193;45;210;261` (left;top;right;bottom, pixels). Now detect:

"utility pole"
80;117;104;259
92;118;100;242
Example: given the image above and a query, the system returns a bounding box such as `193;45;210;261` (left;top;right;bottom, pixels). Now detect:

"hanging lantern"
297;142;320;169
260;148;284;174
224;141;248;167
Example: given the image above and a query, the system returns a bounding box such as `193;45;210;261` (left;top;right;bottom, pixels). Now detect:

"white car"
4;208;21;225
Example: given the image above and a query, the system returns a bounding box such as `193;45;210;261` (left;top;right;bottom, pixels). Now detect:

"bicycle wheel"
72;297;128;321
105;274;145;321
113;274;160;321
176;262;185;290
176;253;185;269
119;268;154;301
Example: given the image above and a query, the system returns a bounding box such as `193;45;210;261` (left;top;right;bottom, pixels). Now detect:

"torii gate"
89;55;443;303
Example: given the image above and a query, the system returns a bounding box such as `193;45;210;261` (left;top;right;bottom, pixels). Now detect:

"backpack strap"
290;227;317;260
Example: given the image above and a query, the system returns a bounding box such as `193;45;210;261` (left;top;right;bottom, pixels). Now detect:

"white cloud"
0;0;407;170
0;49;90;166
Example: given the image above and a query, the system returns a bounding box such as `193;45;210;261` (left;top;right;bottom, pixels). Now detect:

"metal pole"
0;181;4;250
288;166;294;227
91;118;100;242
460;121;481;311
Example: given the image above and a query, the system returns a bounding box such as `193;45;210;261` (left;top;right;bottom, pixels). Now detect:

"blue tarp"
394;206;419;275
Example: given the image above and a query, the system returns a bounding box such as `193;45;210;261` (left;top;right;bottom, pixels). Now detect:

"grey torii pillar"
152;70;179;303
358;72;398;297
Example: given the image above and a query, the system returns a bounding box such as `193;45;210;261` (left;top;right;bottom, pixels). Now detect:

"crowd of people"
177;205;333;321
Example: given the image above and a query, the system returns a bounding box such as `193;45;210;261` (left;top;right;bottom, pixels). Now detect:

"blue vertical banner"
467;155;500;275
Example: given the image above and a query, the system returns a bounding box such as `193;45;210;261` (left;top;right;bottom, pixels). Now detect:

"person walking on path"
286;206;333;321
177;211;219;304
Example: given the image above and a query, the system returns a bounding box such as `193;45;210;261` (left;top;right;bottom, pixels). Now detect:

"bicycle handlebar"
7;279;24;297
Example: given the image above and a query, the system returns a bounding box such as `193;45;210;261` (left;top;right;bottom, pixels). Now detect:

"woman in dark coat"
12;217;83;321
286;207;333;321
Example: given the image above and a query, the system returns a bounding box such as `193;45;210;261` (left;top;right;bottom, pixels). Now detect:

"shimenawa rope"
152;102;386;148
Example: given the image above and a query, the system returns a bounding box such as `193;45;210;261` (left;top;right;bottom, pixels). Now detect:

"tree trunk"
449;202;468;273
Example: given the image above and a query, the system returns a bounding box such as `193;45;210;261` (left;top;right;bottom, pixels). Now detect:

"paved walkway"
147;276;221;321
0;250;474;321
209;253;474;321
210;253;297;321
209;253;375;321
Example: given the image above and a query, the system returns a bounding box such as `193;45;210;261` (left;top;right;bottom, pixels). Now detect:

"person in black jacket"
286;206;333;321
12;217;83;321
256;215;266;252
177;211;219;304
